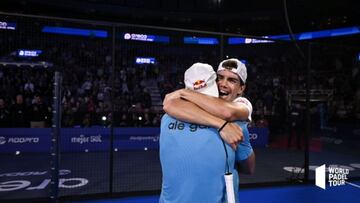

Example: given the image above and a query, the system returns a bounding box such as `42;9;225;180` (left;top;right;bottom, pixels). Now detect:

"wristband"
218;121;229;133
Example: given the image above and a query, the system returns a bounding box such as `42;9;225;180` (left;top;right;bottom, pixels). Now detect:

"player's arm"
178;89;249;121
163;93;243;149
164;95;222;128
237;152;255;175
234;121;255;175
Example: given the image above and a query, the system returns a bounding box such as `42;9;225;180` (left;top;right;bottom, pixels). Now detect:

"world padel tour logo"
0;137;6;145
316;164;349;189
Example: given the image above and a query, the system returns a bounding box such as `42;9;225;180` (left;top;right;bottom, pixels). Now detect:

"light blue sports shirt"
159;114;253;203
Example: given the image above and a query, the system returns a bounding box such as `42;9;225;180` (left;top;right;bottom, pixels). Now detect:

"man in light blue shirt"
160;63;253;203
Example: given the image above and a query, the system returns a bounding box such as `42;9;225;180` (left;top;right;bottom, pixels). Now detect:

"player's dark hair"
221;60;238;70
221;60;245;86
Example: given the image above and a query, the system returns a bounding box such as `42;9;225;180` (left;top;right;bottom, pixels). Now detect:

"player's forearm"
237;152;255;175
164;95;244;150
163;98;224;129
180;89;248;121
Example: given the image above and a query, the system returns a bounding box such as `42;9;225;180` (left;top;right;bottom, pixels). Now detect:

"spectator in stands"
10;94;29;127
0;98;10;128
82;113;92;127
256;113;269;128
142;111;152;127
152;113;161;126
119;113;129;127
28;94;48;128
24;79;35;95
142;88;152;110
287;103;304;150
62;101;75;127
82;78;93;96
130;111;143;127
354;88;360;119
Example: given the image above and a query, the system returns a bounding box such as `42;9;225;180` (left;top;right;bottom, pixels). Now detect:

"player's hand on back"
219;122;243;150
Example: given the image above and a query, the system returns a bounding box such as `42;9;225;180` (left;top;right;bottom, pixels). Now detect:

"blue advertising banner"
0;127;268;153
249;127;269;148
0;128;51;153
42;26;108;38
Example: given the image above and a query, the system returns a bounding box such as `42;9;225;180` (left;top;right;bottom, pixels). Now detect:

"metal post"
50;70;62;203
220;34;224;60
304;43;311;182
109;25;116;194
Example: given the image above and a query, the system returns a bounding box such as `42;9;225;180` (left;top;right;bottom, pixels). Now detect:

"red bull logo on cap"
193;80;207;90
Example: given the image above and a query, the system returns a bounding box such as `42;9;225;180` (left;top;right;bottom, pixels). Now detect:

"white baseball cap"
217;58;247;84
184;63;219;97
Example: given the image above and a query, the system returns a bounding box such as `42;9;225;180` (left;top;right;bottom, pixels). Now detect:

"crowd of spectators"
0;22;359;132
0;24;219;128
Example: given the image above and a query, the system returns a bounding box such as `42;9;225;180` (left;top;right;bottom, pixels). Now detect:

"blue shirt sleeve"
235;121;253;161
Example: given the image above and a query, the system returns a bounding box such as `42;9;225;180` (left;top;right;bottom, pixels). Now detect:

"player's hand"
219;122;243;150
164;89;183;103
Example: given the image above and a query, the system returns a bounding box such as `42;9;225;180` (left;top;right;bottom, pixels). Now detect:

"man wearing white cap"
163;58;255;174
160;63;244;203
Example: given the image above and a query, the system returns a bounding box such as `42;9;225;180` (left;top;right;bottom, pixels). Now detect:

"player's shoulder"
233;96;252;106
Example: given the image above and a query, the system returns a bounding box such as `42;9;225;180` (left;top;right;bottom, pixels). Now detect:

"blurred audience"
0;25;358;131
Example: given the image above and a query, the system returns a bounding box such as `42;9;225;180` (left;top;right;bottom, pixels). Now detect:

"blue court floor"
66;181;360;203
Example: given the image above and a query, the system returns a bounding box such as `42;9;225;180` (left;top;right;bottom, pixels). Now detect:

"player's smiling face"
216;69;245;102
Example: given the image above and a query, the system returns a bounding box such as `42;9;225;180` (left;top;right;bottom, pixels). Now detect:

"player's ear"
237;84;246;95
